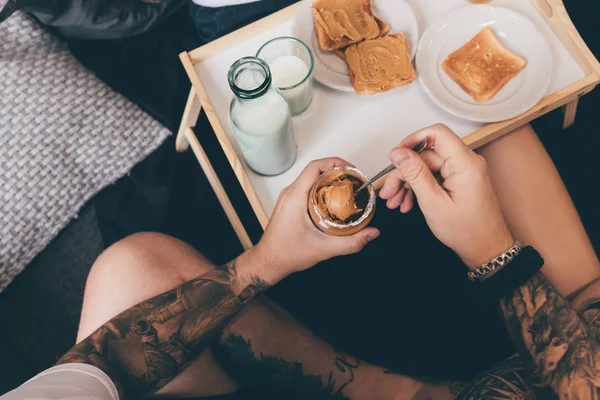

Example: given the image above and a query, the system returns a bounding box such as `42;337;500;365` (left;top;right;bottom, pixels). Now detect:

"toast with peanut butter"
312;0;385;51
332;16;390;60
442;28;527;103
344;33;416;95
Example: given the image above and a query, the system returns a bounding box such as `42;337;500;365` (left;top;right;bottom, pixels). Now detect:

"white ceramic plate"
293;0;419;92
416;5;553;123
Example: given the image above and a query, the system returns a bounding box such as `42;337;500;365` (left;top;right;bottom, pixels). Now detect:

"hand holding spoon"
356;138;429;193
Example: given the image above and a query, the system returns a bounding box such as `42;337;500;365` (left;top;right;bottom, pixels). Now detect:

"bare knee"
89;232;213;286
78;233;215;341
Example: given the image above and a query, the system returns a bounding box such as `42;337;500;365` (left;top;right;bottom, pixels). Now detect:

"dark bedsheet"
0;0;598;394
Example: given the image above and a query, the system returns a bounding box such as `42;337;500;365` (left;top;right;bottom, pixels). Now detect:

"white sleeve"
1;363;119;400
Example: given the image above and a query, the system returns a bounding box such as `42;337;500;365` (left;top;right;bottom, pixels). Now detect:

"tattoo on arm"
214;333;359;399
58;259;270;398
497;272;600;399
450;273;600;400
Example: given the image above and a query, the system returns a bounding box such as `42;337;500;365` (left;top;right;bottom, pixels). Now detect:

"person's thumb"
390;148;446;205
330;228;380;256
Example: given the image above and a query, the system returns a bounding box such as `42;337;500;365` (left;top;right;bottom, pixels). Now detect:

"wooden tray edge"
531;0;600;77
176;89;202;152
463;74;599;149
180;51;270;229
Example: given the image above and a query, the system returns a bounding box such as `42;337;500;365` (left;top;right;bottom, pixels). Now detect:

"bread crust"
442;28;527;103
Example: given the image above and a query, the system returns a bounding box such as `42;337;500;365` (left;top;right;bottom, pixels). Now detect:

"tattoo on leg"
58;260;270;398
214;334;360;399
334;355;360;393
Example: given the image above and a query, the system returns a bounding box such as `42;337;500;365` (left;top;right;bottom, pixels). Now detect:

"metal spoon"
356;138;429;192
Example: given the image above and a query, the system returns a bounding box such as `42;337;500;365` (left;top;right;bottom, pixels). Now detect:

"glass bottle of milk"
228;57;297;176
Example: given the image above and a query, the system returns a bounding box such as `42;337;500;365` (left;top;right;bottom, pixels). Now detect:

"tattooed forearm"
449;274;600;400
499;272;600;399
214;333;359;399
57;259;270;399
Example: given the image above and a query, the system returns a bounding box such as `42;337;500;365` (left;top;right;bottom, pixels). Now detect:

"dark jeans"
190;0;296;43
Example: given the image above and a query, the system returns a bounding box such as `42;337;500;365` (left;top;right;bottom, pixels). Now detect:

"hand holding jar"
252;158;380;282
380;123;514;269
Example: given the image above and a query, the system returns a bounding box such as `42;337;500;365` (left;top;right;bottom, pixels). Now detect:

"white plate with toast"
416;5;552;123
293;0;419;92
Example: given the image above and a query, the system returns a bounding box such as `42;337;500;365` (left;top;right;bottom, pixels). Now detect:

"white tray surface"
196;0;585;216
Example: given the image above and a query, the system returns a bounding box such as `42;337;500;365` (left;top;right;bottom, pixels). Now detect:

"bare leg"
214;296;452;400
78;232;448;399
477;124;600;296
77;232;238;398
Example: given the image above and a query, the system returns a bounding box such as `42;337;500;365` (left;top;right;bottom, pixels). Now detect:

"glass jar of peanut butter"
308;166;376;236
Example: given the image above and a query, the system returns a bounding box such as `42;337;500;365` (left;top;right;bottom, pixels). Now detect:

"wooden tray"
177;0;600;249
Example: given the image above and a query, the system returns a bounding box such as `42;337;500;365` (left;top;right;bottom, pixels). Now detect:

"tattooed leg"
76;232;238;398
477;123;600;296
78;232;452;400
213;297;453;400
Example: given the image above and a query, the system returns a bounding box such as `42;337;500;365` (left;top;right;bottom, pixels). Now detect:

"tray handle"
179;51;270;230
532;0;600;77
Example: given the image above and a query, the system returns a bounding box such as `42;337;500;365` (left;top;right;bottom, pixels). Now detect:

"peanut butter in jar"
308;166;376;236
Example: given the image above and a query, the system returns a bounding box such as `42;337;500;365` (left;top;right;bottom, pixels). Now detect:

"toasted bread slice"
344;33;416;95
335;16;389;60
442;28;527;103
312;0;381;51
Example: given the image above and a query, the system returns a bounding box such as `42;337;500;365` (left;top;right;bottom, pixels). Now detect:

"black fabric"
190;0;297;44
0;0;186;39
0;0;598;395
473;246;545;301
268;204;514;381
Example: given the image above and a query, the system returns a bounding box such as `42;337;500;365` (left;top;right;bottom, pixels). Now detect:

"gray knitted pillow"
0;11;171;292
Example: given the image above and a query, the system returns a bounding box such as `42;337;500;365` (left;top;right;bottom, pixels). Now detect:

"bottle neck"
228;57;273;100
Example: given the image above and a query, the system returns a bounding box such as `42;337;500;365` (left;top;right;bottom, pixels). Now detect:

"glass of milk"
256;37;314;116
228;57;297;176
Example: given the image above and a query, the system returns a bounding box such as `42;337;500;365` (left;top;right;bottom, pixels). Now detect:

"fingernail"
391;149;410;167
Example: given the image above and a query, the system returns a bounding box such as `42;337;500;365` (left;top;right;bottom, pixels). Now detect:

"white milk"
269;55;313;116
230;88;296;176
271;55;308;87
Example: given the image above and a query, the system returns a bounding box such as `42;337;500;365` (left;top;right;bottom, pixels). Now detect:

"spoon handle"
357;138;429;192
